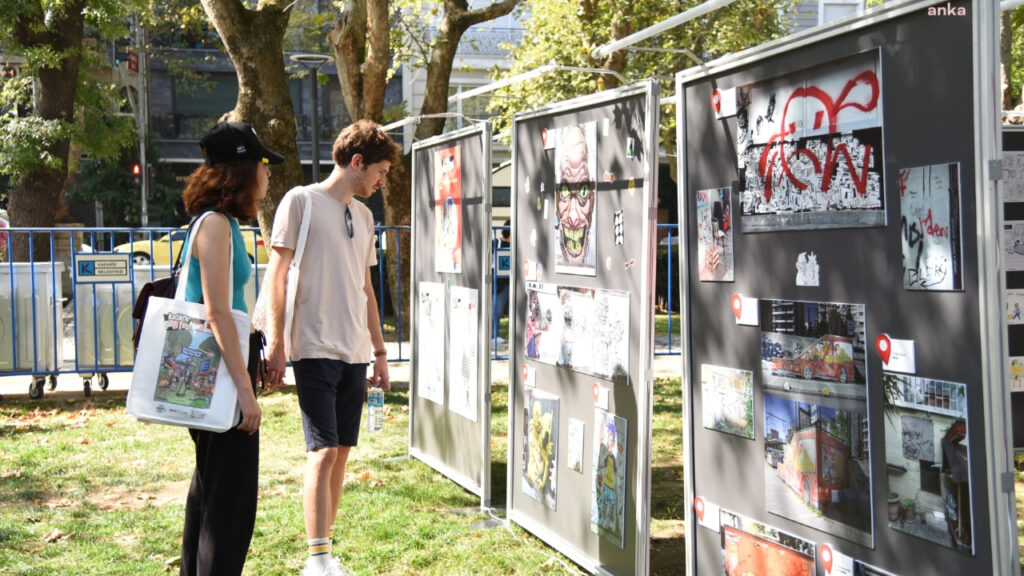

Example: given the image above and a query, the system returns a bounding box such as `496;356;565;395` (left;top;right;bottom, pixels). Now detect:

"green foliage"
489;0;792;141
0;0;143;179
66;143;186;227
1008;7;1024;108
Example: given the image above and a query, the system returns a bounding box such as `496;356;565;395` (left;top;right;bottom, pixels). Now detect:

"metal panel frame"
409;122;493;506
677;0;1013;573
507;79;658;576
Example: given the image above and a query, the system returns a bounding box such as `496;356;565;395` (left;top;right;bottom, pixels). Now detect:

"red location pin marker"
731;294;743;320
541;128;548;148
522;259;530;278
711;90;722;115
694;497;705;522
820;543;833;574
875;334;892;364
593;382;600;403
522;364;529;382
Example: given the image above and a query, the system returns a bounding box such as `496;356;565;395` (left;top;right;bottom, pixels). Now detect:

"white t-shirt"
270;185;378;363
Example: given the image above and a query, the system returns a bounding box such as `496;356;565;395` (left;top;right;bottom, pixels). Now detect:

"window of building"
920;459;941;494
819;0;863;25
446;84;492;131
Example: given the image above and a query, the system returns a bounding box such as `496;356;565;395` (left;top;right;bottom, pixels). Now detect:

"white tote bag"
252;186;312;359
126;212;249;432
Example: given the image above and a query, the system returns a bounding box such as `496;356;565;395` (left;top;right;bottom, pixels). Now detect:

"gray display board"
508;81;659;575
677;1;1011;575
410;124;493;505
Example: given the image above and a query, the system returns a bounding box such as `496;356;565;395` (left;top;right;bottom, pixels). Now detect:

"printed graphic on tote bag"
153;312;222;409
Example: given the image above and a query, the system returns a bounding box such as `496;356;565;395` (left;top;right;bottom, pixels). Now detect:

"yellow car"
114;225;269;265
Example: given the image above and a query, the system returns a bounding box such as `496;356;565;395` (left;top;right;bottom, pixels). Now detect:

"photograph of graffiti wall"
737;50;884;231
899;162;963;291
763;393;873;546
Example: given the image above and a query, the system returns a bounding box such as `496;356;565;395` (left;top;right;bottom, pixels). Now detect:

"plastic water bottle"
367;385;384;432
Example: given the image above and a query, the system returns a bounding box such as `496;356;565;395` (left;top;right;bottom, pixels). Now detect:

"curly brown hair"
182;159;261;221
332;119;402;168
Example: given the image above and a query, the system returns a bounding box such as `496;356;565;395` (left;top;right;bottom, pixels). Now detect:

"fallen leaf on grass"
136;493;157;501
43;528;70;543
164;555;181;567
46;498;75;509
352;470;371;482
1;469;22;479
75;436;89;445
539;556;556;569
105;422;115;428
369;479;385;488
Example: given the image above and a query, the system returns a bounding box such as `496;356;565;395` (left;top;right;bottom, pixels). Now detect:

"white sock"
306;537;331;570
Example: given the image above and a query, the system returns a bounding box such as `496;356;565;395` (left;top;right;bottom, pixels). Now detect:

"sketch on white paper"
1004;222;1024;272
1004;151;1024;202
795;251;819;286
524;281;629;382
522;390;559;510
1010;357;1024;392
448;285;478;422
416;282;445;405
568;418;585;473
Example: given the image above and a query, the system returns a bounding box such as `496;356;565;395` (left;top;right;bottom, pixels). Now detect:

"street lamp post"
290;53;334;184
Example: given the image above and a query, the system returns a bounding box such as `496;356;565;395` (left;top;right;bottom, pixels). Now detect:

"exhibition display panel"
677;1;1011;574
508;81;659;575
409;124;493;505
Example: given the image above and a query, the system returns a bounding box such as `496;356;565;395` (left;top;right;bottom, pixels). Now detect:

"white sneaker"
325;556;353;576
301;556;333;576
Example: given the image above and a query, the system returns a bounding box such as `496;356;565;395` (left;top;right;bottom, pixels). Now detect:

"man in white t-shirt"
264;120;401;576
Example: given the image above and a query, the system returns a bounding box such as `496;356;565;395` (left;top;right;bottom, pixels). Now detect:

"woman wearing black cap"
177;121;284;576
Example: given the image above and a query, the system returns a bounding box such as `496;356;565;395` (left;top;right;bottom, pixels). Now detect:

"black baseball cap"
200;121;285;166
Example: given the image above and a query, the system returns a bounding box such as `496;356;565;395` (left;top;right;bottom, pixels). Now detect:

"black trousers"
179;425;259;576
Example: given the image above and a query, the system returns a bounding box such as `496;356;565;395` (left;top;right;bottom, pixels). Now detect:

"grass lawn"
0;378;684;575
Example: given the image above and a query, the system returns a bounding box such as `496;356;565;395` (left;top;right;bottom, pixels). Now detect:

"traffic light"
113;39;131;66
131;163;142;187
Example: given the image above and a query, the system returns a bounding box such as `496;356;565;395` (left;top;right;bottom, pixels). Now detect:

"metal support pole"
290;54;334;185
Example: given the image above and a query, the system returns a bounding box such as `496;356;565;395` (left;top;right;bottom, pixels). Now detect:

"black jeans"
180;331;263;576
180;426;259;576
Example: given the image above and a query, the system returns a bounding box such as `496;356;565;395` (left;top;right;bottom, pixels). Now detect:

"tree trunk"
8;0;85;262
1002;12;1017;111
200;0;301;238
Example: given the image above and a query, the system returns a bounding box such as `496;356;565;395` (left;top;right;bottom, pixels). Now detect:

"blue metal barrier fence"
0;225;411;399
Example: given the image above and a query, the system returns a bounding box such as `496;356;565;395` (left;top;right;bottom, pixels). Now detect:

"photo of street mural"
720;508;816;576
154;313;222;409
737;50;885;231
882;373;973;554
763;392;873;546
701;364;754;439
760;299;867;399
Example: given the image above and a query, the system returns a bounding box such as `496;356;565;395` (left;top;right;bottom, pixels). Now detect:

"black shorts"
293;358;368;451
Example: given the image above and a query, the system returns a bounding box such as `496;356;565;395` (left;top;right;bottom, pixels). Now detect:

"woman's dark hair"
182;159;261;221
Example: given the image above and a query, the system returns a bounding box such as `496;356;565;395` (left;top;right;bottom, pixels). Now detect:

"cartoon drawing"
153;313;221;409
522;391;559;510
555;123;598;275
433;145;463;274
591;408;627;548
795;251;819;286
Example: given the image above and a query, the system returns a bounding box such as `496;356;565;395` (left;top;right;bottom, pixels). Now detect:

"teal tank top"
183;215;251;313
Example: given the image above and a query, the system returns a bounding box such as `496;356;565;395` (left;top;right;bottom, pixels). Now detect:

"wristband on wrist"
374;349;387;358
